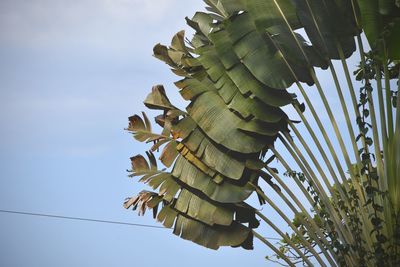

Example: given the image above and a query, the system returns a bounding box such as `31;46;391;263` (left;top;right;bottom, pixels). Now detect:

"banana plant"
124;0;399;266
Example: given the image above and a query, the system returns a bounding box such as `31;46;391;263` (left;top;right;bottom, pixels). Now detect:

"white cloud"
0;0;203;52
0;0;203;156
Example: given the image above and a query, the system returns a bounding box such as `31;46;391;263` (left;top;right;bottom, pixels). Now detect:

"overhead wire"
0;208;282;241
0;209;166;229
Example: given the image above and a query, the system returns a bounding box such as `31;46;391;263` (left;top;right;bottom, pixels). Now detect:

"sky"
0;1;376;266
0;1;284;266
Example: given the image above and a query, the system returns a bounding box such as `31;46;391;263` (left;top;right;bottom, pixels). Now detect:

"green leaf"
267;24;328;70
357;1;400;59
379;0;395;15
187;91;276;153
191;132;246;180
225;12;296;89
172;211;252;250
191;12;214;36
175;77;216;101
243;0;301;30
171;116;197;140
130;154;150;173
150;138;171;152
205;27;294;106
159;140;179;167
124;191;161;216
153;43;176;66
357;0;382;47
175;189;233;226
217;0;245;15
172;155;254;203
144;85;176;110
293;0;357;59
171;30;188;52
127;113;167;143
128;197;254;250
386;18;400;59
127;114;145;131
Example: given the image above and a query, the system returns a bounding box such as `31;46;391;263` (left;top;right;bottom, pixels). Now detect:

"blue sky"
0;1;377;266
0;1;285;266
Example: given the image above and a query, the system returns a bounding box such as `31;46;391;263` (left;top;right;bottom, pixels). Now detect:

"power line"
0;209;282;241
0;209;167;229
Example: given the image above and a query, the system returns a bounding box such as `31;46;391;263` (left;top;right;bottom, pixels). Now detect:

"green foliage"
124;0;400;266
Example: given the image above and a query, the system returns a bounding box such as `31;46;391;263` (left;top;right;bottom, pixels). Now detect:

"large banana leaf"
291;0;358;59
124;191;253;250
126;151;258;248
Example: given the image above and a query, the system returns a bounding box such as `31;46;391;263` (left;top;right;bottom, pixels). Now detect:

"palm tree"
124;1;399;266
